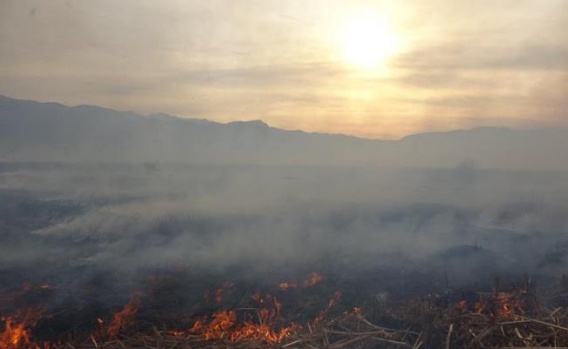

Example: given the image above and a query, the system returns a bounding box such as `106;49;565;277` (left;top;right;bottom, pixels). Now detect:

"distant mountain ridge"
1;94;567;170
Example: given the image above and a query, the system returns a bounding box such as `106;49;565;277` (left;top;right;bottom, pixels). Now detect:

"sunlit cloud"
0;0;566;138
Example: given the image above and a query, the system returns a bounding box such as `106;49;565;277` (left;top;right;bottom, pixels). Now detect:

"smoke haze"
1;96;568;306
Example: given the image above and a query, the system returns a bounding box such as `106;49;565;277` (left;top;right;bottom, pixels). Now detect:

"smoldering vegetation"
2;162;568;296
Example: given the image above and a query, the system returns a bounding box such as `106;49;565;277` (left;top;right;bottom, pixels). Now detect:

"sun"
339;11;402;70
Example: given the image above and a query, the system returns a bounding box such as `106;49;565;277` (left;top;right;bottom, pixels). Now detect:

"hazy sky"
1;0;566;138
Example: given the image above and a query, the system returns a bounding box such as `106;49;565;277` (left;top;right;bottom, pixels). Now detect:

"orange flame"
303;272;324;287
0;318;33;349
205;282;234;304
189;310;299;343
492;293;524;319
278;281;298;291
1;273;331;346
191;311;236;340
105;296;141;338
313;291;342;325
469;292;524;319
189;292;299;343
168;330;185;337
279;272;324;291
229;322;300;343
0;309;46;349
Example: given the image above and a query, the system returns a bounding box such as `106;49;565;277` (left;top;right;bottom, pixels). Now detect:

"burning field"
4;270;568;348
3;163;568;348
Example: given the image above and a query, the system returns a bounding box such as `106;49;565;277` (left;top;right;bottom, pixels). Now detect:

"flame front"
189;292;300;343
279;272;324;291
0;309;45;349
0;274;332;346
456;292;525;320
0;318;31;349
104;296;141;339
303;272;324;287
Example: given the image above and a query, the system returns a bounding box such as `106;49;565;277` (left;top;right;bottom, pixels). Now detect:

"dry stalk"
445;323;453;349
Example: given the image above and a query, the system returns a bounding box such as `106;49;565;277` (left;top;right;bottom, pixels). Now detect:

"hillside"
1;95;567;170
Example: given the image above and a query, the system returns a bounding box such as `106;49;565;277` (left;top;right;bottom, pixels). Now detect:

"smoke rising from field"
2;162;568;292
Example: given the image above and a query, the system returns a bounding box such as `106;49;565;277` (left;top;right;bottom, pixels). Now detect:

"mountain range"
1;94;567;170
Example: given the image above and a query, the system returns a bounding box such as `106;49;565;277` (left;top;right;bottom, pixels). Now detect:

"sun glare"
339;11;402;70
